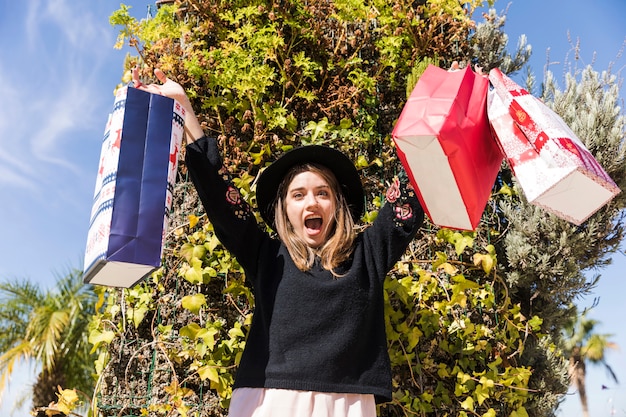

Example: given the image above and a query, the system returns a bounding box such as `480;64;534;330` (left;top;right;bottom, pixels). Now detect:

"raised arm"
132;67;204;144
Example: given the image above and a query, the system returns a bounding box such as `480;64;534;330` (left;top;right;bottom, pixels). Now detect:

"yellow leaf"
228;323;246;339
460;396;474;410
482;409;497;417
454;235;474;255
181;294;207;315
511;406;529;417
197;327;219;349
475;384;489;405
128;307;148;328
183;259;204;284
192;244;207;260
56;388;79;414
89;329;116;353
180;322;202;339
188;214;199;228
458;372;471;384
473;253;494;275
207;234;221;253
44;405;60;417
198;365;220;383
407;326;422;350
440;262;458;275
95;351;108;375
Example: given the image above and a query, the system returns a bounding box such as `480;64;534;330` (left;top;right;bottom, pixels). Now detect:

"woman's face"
285;170;337;248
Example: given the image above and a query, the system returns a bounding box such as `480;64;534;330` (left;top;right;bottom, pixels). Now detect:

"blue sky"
0;0;624;416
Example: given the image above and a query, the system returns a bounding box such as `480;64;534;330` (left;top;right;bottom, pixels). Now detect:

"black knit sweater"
185;136;424;403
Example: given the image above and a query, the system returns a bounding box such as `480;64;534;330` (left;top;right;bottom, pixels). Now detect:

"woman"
134;68;424;417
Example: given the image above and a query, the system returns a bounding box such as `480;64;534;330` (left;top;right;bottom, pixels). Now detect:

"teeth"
305;218;323;230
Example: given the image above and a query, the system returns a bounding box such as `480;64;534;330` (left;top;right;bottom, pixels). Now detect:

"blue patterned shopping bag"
83;86;185;287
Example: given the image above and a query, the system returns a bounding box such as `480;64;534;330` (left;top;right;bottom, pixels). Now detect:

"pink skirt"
229;388;377;417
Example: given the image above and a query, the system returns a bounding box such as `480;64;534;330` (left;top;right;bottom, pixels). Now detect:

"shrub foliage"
88;1;626;416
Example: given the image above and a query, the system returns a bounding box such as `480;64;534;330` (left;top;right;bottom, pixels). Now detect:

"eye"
291;191;304;200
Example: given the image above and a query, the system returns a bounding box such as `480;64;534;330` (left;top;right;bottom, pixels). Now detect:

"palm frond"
0;340;33;403
0;267;99;403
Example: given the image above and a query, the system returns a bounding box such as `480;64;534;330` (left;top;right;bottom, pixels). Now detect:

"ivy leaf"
181;294;207;315
184;267;203;284
285;114;298;132
437;364;450;378
89;329;115;353
196;326;219;349
431;251;448;270
304;118;332;143
473;253;494;275
454;234;474;255
193;245;207;260
482;409;497;417
206;233;221;253
158;324;173;337
475;383;490;405
355;155;369;169
180;322;201;339
436;229;474;254
128;306;148;328
420;391;434;403
339;118;353;129
362;210;379;223
460;396;474;410
228;322;246;339
180;243;206;263
511;407;529;417
197;365;220;383
183;258;205;284
528;315;543;331
439;262;458;276
95;351;108;375
56;388;80;415
250;143;271;165
406;326;422;350
188;214;200;229
458;372;472;384
180;243;194;262
497;183;514;196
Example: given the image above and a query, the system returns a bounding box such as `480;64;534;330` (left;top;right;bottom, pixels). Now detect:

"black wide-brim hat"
256;145;365;228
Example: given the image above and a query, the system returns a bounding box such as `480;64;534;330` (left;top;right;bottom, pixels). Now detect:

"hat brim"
256;145;364;228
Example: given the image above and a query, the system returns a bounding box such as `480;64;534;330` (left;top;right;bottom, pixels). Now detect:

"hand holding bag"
83;86;185;287
392;64;503;230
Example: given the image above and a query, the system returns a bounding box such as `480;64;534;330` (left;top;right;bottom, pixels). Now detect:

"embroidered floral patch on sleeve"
386;175;416;225
219;167;251;220
394;204;413;221
386;177;401;203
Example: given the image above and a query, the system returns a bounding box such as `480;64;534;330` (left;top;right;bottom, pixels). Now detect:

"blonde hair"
274;163;356;276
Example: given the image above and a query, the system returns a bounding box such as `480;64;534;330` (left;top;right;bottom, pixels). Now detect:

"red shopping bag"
487;68;620;225
392;64;503;230
83;86;186;287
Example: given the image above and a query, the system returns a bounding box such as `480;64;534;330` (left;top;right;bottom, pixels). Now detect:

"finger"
141;84;162;95
131;67;142;86
154;68;168;84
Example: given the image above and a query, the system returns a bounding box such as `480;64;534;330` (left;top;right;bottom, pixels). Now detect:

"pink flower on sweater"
386;177;401;203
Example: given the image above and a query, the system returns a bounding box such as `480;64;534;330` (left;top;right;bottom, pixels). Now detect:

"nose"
304;192;318;208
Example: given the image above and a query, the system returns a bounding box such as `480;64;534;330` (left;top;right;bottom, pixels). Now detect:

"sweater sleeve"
361;170;424;280
184;136;267;276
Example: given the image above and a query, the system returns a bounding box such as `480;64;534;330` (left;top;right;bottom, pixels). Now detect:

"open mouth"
304;217;323;232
